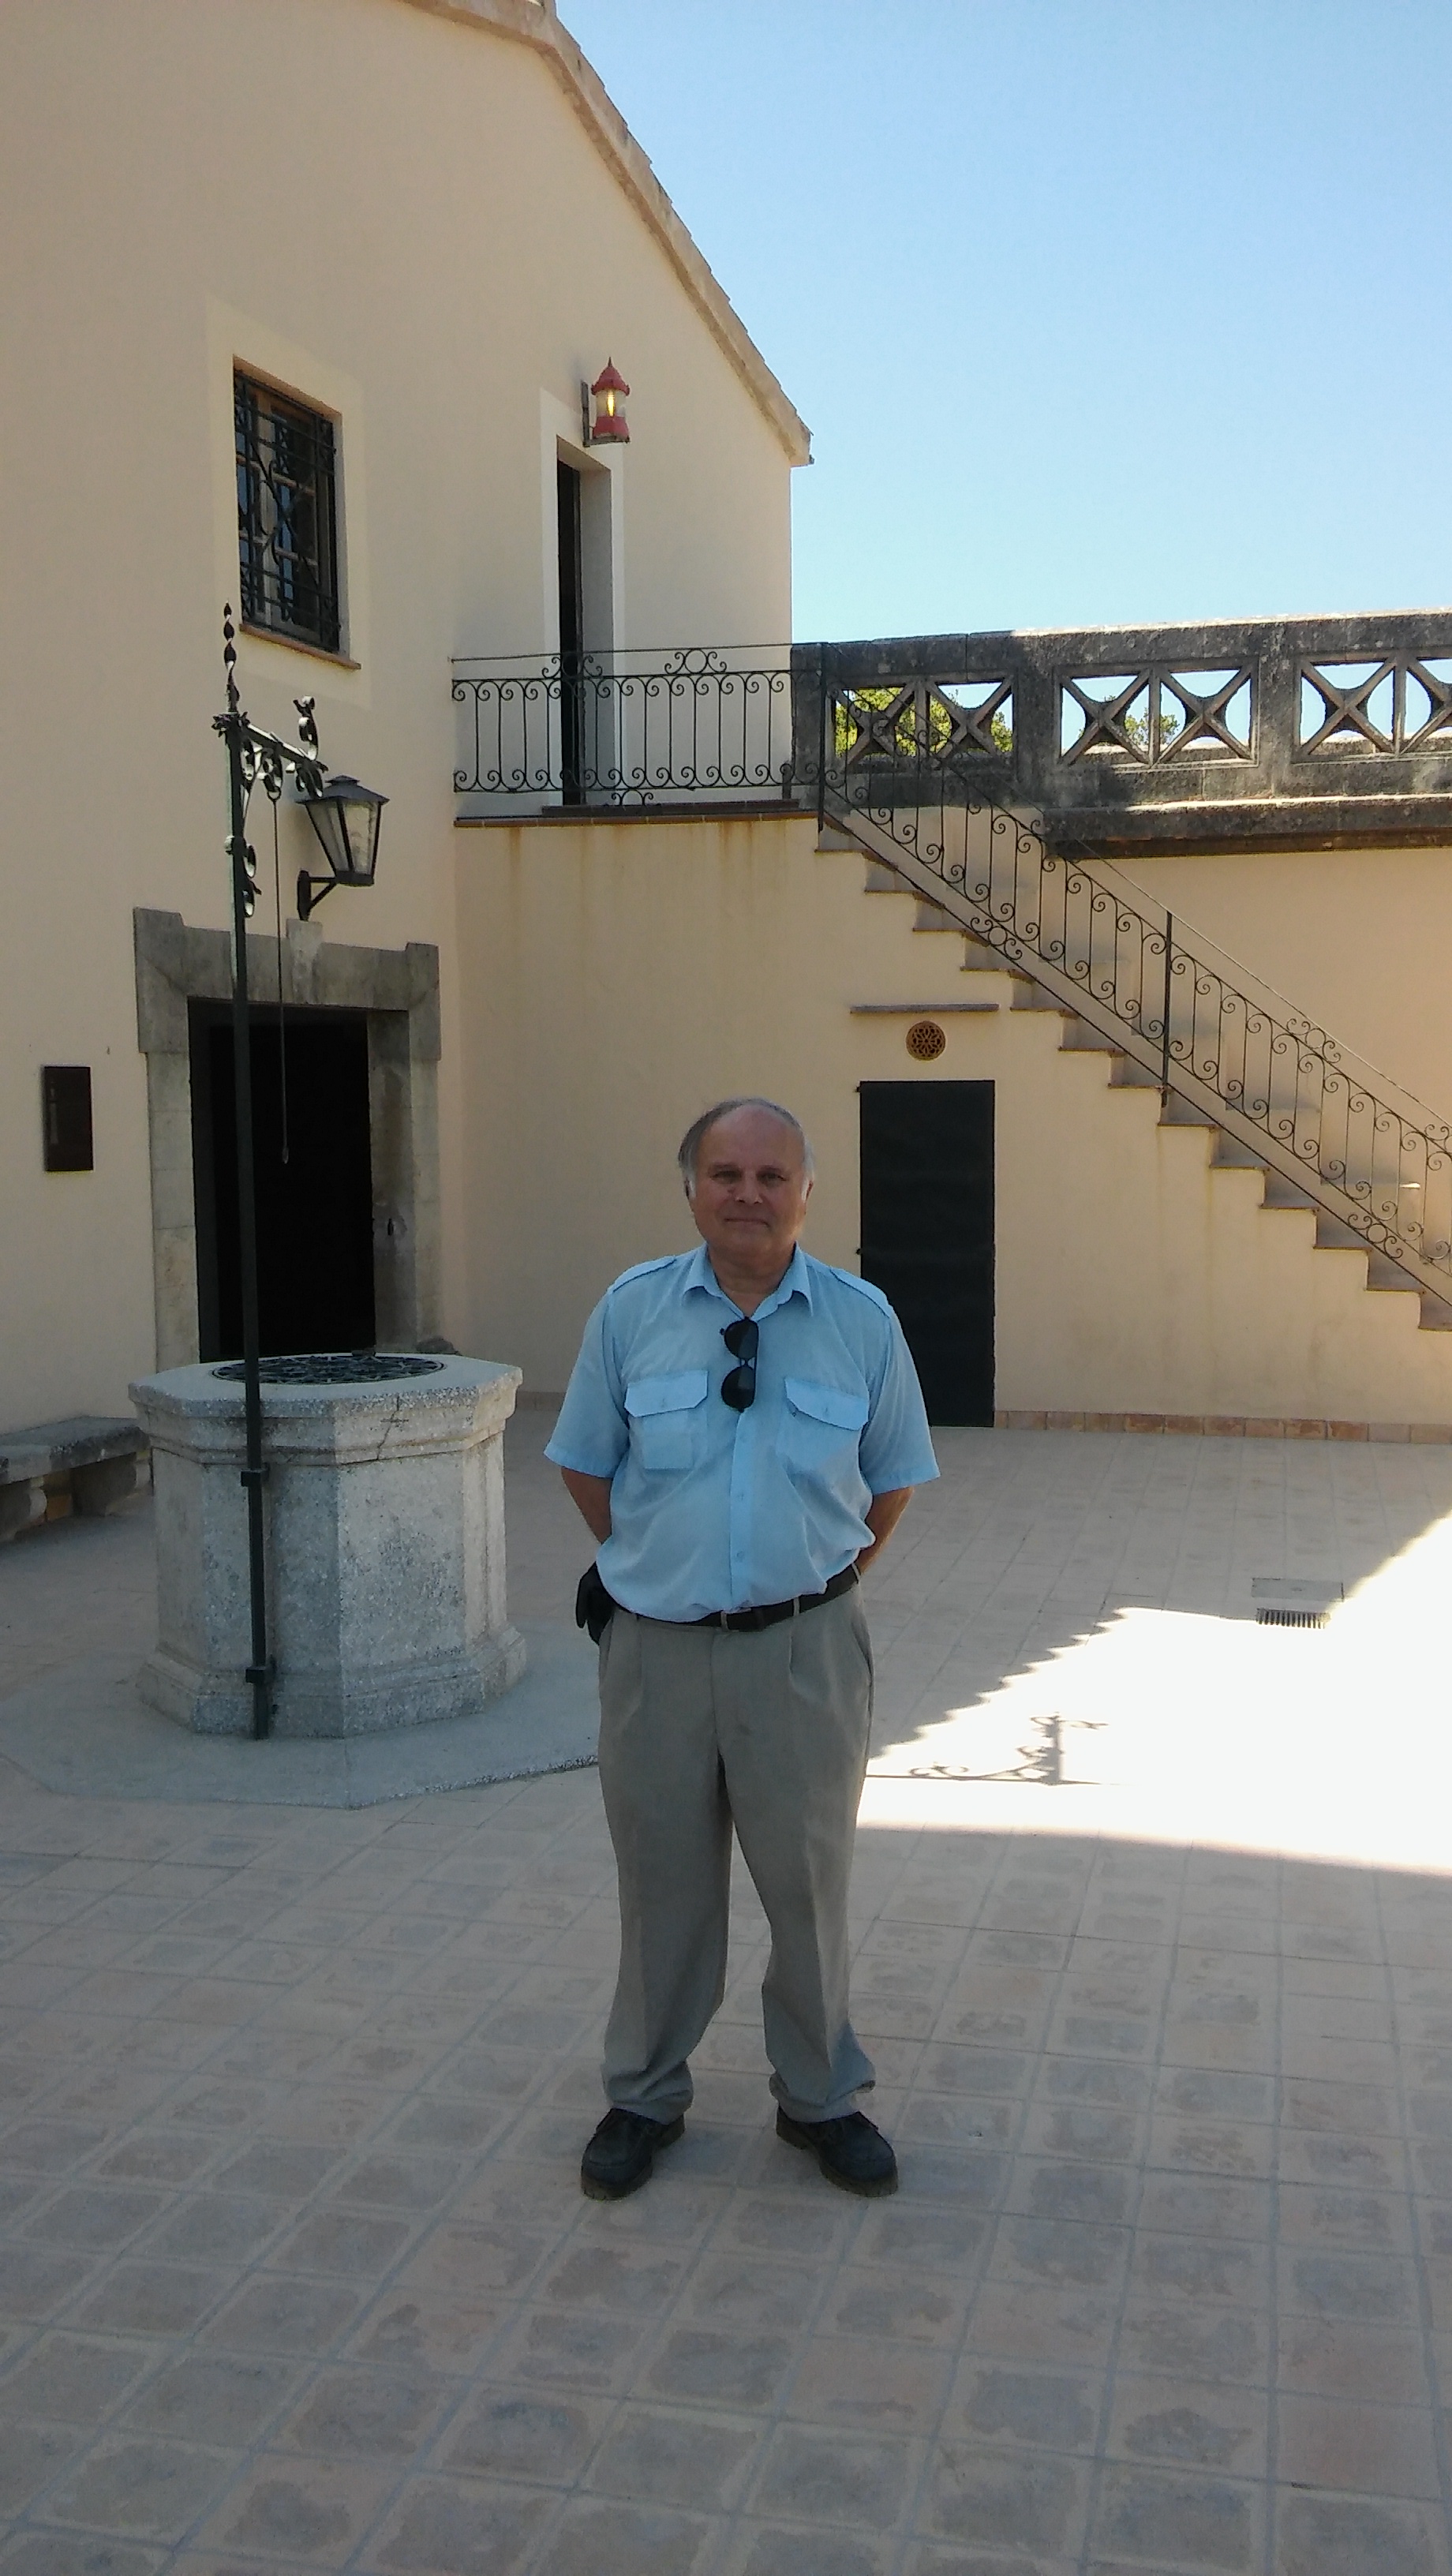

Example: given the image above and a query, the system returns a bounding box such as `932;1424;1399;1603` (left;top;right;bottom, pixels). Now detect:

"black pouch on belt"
574;1562;617;1645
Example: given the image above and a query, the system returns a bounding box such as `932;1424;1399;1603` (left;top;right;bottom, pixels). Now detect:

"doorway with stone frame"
133;908;443;1369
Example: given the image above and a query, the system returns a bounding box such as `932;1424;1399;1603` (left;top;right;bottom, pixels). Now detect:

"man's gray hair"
678;1097;815;1195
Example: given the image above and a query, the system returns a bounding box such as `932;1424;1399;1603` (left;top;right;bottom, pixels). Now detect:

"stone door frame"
133;908;442;1368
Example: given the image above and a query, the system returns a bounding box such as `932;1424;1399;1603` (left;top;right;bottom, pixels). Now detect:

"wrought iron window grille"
234;370;342;656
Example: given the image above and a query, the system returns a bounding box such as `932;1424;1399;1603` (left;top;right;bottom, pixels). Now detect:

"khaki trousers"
596;1583;876;2126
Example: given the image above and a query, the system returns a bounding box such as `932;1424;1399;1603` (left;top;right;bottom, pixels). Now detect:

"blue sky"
561;0;1452;642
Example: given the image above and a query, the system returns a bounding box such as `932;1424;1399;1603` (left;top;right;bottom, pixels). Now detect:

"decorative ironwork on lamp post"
213;607;387;1739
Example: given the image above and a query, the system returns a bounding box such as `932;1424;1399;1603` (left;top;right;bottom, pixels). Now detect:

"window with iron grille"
234;370;342;653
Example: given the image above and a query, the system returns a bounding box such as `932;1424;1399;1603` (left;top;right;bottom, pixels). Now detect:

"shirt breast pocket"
779;1377;870;1481
625;1370;709;1473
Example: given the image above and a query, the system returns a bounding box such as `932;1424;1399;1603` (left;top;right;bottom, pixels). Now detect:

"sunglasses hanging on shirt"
720;1316;759;1411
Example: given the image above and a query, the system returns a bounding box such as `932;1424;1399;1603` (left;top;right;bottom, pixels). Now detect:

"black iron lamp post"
213;606;387;1739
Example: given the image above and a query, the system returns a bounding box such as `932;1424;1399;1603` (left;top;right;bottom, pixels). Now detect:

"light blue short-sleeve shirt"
545;1245;939;1622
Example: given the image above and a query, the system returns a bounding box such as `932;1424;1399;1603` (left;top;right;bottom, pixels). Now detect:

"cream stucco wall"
1114;846;1452;1117
455;813;1452;1428
0;0;798;1429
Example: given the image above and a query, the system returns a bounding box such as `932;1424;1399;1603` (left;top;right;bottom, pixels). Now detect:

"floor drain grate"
1251;1576;1342;1629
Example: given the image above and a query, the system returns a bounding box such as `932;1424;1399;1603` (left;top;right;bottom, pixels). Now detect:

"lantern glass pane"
339;796;374;877
303;794;348;879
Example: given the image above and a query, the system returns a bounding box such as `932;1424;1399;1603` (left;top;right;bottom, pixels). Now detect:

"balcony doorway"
189;1002;375;1361
859;1080;995;1426
556;450;614;804
557;458;585;803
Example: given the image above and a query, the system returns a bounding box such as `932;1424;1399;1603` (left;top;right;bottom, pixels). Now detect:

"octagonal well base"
130;1356;526;1739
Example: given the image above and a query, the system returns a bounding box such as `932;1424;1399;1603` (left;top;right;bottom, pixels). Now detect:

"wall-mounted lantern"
583;360;630;446
296;774;389;919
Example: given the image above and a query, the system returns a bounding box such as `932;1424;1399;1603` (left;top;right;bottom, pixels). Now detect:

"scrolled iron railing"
451;647;795;809
811;669;1452;1306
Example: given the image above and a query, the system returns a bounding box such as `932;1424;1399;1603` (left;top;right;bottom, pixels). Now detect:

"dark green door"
859;1080;994;1425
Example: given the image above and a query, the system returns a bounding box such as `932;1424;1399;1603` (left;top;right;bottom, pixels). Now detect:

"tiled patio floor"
2;1419;1452;2572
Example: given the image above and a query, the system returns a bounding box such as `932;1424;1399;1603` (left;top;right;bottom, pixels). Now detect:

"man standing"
546;1098;938;2201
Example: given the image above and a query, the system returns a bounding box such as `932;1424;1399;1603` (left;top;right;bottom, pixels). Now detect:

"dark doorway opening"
190;1002;375;1361
556;456;585;804
859;1080;994;1426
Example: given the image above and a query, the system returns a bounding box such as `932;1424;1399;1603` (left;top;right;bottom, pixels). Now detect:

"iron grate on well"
212;1352;446;1385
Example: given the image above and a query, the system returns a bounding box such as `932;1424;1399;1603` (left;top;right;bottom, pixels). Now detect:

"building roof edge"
398;0;813;465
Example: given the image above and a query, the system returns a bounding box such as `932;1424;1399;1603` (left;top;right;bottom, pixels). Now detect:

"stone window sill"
239;620;361;672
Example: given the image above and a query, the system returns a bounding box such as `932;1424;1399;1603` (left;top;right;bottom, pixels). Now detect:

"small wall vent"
906;1018;946;1061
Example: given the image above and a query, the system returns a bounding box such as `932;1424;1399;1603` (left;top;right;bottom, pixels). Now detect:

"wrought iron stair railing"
807;674;1452;1310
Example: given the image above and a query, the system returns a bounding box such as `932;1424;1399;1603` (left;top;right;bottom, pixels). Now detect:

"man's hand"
857;1486;913;1573
561;1468;613;1547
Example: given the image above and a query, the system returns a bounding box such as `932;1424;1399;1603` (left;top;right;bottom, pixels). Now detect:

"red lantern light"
589;360;631;444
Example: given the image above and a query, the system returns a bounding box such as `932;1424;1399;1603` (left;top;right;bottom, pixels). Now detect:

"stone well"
129;1354;526;1739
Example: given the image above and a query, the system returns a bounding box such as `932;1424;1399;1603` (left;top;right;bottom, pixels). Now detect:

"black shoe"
776;2106;898;2196
580;2107;685;2201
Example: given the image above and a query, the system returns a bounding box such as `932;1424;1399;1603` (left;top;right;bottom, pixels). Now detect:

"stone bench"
0;1416;150;1543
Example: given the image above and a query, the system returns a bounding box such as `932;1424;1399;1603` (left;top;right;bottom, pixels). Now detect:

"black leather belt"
689;1562;859;1633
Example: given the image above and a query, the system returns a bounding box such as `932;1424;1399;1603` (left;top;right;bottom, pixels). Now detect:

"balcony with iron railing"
452;646;797;818
453;612;1452;844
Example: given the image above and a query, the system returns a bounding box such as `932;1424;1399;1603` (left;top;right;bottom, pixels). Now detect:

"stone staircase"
854;845;1452;1342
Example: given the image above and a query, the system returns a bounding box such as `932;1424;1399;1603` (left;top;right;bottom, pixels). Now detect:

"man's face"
689;1106;812;1279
